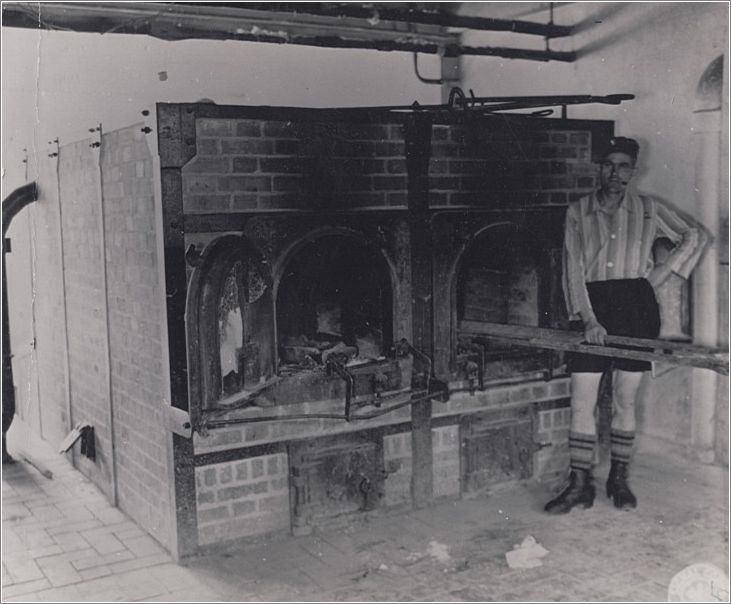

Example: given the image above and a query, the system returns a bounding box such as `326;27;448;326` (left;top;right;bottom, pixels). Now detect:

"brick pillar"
405;115;434;508
157;103;199;559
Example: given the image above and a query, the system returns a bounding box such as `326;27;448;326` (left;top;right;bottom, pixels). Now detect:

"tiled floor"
2;418;729;602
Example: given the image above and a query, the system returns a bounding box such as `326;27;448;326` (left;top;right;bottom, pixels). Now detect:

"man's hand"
646;263;673;289
583;317;608;345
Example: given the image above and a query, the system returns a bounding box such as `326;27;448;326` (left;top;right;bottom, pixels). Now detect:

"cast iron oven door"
289;431;385;535
461;407;535;494
432;214;566;386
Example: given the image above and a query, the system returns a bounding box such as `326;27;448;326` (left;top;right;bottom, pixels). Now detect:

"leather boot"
544;469;595;514
606;460;637;510
607;460;637;510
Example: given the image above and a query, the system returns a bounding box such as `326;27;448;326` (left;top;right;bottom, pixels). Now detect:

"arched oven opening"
276;233;394;373
188;235;275;413
455;223;560;385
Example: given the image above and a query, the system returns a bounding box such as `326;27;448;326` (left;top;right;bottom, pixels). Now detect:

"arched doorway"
690;55;726;463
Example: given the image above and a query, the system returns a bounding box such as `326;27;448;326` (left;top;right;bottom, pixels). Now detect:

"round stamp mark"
668;563;729;602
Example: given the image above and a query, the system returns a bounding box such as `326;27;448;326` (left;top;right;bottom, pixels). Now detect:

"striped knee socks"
569;431;596;472
610;429;635;464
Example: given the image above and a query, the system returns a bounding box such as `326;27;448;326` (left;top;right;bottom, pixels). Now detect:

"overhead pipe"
2;2;575;63
237;3;575;38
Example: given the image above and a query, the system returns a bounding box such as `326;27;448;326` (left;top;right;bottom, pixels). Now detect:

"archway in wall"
690;54;725;462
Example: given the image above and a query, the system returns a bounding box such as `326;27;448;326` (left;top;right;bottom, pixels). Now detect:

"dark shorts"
566;278;661;373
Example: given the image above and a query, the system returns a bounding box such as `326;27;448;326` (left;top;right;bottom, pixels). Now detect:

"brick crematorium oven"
41;99;615;559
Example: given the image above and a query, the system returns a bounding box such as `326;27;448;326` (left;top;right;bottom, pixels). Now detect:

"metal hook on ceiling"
448;87;469;111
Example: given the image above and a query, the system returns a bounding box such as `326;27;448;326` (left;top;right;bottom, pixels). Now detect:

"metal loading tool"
458;321;729;376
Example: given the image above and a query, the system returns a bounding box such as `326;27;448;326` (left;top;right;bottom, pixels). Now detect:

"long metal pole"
459;321;729;375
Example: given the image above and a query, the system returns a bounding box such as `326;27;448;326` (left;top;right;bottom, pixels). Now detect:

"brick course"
40;125;174;552
432;425;460;498
191;380;570;545
101;124;172;550
32;158;70;445
383;432;412;507
195;453;290;546
429;124;595;207
58;139;114;498
534;400;572;482
182;118;408;213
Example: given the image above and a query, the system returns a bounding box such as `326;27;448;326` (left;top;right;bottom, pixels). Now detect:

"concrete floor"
2;418;729;602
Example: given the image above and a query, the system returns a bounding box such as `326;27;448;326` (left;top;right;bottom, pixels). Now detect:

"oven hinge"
395;339;450;402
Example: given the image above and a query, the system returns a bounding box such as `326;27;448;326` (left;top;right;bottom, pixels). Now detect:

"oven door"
431;209;566;389
185;217;424;432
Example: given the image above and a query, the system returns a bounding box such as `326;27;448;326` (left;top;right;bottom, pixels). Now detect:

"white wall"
460;2;728;215
2;27;444;191
2;3;727;457
460;1;729;456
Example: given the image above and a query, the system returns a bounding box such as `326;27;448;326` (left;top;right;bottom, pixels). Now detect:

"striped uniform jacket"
562;190;709;321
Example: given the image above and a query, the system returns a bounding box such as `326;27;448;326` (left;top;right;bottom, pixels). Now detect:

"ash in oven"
277;234;393;375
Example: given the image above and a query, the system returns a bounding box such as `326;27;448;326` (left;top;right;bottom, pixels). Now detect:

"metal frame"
459;321;729;375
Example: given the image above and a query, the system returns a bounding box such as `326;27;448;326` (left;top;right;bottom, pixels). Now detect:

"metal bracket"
58;422;95;461
326;359;355;421
163;400;193;438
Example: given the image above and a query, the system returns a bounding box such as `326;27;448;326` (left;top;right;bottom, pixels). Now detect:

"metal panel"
461;407;534;494
288;431;384;535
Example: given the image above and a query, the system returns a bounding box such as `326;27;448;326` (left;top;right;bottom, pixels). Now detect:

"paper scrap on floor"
505;535;549;569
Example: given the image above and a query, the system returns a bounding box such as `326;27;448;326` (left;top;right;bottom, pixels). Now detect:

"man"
545;136;709;514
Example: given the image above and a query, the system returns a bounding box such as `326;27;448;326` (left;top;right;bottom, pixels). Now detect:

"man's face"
598;151;635;196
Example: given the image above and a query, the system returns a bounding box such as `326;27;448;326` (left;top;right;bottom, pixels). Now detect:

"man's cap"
599;136;639;162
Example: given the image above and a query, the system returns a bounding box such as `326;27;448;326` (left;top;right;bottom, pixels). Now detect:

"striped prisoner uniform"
562;190;708;470
563;190;707;322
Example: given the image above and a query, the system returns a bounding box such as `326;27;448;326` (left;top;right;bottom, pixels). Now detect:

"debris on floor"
405;551;424;563
505;535;549;569
426;540;452;564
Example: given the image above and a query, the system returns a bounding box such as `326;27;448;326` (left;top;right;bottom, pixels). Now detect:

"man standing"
545;137;709;514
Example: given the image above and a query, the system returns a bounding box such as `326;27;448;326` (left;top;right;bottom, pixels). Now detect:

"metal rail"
459;321;729;376
314;92;635;114
202;388;434;429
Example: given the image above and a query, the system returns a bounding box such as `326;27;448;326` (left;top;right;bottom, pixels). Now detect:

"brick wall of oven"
32;158;71;446
383;432;412;506
58;139;115;498
173;108;611;549
192;378;570;544
101;125;173;550
429;124;596;207
534;401;572;482
52;126;174;551
182;118;408;212
194;453;290;546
